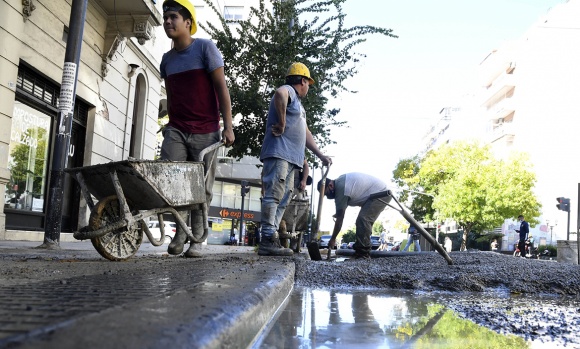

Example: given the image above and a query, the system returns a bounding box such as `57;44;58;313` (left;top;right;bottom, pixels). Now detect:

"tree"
372;221;384;235
392;155;435;223
201;0;397;164
395;141;541;251
341;227;356;243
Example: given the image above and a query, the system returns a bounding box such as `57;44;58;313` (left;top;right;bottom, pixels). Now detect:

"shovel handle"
314;164;330;238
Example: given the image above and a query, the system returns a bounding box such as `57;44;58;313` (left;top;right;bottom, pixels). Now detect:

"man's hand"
320;155;332;166
222;128;235;146
328;237;336;250
297;178;307;191
272;123;285;136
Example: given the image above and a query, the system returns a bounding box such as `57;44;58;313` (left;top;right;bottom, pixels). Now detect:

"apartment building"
467;0;580;249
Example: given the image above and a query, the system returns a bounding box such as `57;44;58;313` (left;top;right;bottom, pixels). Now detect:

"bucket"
557;240;578;264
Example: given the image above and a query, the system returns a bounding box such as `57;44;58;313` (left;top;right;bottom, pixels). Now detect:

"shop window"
248;187;261;211
5;102;51;212
211;181;222;206
6;61;88;231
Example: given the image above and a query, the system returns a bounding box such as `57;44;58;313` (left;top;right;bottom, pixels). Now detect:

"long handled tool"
368;190;453;265
307;164;330;261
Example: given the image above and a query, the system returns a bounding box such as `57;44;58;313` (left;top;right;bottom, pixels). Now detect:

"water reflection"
256;288;527;349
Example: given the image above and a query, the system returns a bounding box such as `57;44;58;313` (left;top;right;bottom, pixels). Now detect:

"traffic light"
556;197;570;212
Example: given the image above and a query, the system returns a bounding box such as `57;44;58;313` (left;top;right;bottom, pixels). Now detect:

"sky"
314;0;565;232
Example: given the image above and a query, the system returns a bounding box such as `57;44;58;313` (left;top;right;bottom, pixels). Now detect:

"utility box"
557;240;578;264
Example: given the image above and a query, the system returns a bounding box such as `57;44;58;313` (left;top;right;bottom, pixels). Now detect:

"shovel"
307;164;330;261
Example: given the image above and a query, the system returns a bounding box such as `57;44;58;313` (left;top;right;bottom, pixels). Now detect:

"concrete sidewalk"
0;240;297;349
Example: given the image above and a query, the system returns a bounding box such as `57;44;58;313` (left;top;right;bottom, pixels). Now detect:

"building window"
5;102;51;212
211;181;261;212
224;6;243;21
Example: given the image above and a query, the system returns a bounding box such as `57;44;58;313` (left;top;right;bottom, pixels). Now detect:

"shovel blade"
308;241;322;261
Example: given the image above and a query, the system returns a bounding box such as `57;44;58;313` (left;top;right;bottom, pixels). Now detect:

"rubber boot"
258;233;293;256
184;243;203;258
167;230;187;255
168;211;188;255
184;209;205;258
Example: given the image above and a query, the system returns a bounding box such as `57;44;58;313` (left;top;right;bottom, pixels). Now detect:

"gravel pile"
295;251;580;294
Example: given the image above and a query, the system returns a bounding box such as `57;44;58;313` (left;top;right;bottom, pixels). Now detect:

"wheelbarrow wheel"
89;195;143;261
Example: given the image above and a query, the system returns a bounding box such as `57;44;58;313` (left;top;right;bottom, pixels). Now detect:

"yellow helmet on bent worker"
286;62;315;85
163;0;197;35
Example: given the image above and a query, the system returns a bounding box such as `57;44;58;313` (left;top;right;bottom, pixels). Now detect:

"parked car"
319;235;337;249
371;236;381;250
340;243;348;249
145;221;176;243
347;242;355;249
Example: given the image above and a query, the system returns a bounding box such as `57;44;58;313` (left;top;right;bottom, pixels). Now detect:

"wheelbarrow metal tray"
65;160;206;210
282;199;310;231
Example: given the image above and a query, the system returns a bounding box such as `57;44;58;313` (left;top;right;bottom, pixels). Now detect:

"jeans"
160;127;220;240
261;158;295;238
353;197;389;255
402;235;421;252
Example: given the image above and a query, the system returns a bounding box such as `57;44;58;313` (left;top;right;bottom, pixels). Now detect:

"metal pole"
568;183;580;264
42;0;89;248
239;181;248;245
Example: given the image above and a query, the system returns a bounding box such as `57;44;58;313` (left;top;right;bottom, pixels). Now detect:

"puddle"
254;287;577;348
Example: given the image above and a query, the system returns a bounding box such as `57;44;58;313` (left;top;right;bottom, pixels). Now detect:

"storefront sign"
11;105;50;150
209;206;261;222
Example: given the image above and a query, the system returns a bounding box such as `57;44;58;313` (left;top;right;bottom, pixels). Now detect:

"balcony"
481;74;515;109
92;0;163;76
487;98;515;122
488;122;515;143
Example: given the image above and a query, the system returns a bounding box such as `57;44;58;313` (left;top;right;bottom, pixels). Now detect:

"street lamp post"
546;219;558;246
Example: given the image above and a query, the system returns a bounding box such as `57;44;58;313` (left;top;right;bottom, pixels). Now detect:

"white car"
145;221;176;243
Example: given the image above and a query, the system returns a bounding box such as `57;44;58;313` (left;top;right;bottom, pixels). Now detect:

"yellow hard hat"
163;0;197;35
286;62;315;85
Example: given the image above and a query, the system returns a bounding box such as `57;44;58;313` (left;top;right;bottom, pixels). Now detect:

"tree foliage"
372;220;384;235
341;227;356;243
393;141;541;250
392;155;435;222
201;0;397;164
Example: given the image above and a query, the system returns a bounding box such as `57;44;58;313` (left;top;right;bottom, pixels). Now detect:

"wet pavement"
256;287;579;348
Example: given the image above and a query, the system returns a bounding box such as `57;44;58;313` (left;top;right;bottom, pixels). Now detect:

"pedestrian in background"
491;239;498;252
402;226;421;252
515;215;529;258
160;0;235;258
378;230;389;251
259;62;331;256
444;236;452;252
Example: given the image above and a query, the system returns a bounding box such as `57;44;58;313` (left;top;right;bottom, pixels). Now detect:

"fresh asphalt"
0;240;296;349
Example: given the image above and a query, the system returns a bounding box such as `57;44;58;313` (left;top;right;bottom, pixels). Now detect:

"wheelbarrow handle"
196;141;225;162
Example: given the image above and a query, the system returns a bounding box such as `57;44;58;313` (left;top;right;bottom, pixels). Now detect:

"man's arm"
209;67;235;146
271;87;289;136
305;128;332;165
298;159;310;191
328;209;344;249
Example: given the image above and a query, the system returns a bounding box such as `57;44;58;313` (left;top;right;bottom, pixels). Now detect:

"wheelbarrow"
65;142;223;261
279;197;310;253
